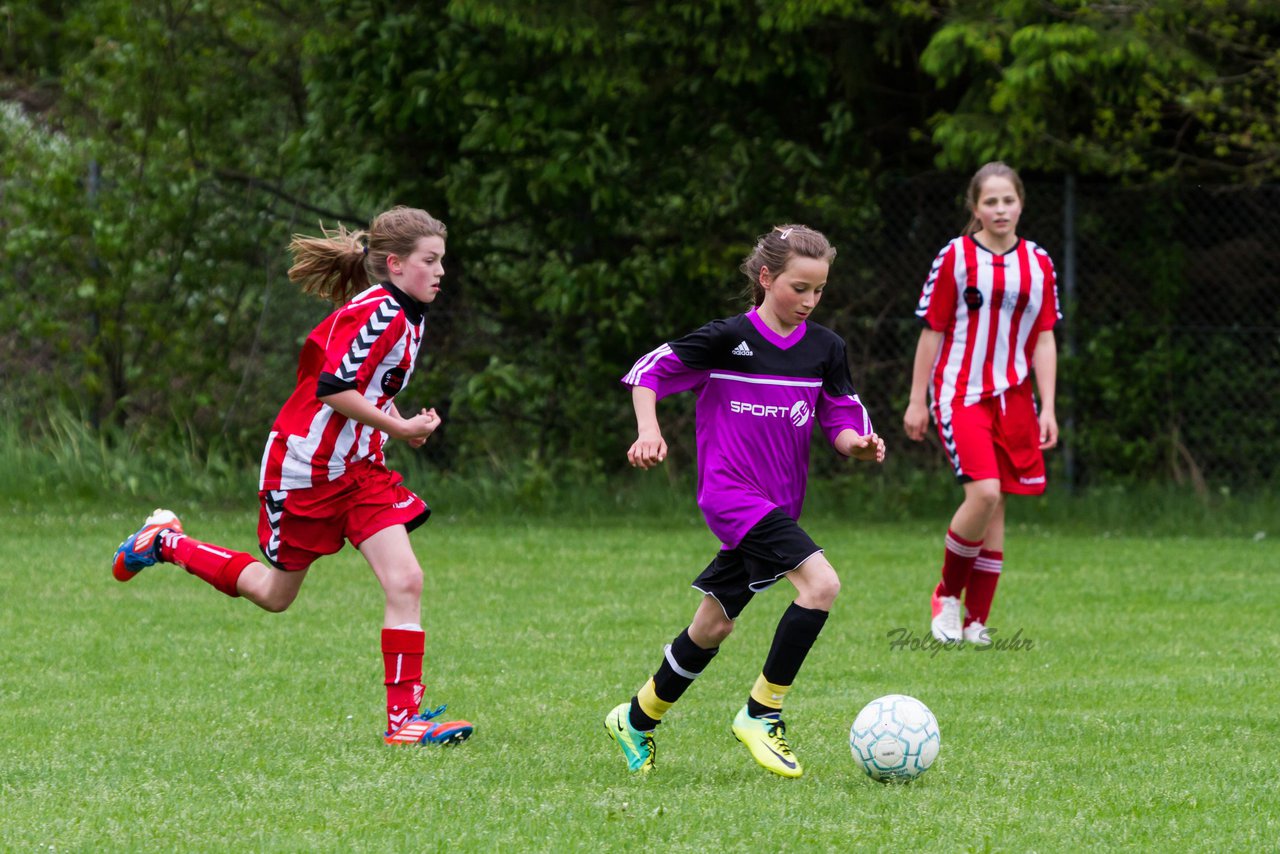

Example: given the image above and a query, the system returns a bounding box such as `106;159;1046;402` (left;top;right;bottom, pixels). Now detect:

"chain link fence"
829;175;1280;492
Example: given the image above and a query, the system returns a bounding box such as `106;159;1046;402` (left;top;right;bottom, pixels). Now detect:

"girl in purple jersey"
605;224;885;778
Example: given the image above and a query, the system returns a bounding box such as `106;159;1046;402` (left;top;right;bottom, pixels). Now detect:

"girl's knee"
251;582;300;613
795;559;841;610
810;572;841;610
967;482;1002;510
384;562;424;601
704;616;734;645
691;605;735;647
258;595;293;614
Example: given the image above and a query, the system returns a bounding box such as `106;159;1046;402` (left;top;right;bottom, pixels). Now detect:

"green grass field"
2;502;1277;852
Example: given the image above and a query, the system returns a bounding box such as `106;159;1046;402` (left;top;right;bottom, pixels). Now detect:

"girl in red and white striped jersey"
112;206;473;746
903;163;1061;646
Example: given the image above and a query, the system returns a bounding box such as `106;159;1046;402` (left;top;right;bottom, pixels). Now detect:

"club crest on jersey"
381;367;407;395
963;285;984;310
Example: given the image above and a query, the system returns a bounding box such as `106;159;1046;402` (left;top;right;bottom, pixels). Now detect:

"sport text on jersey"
729;400;813;428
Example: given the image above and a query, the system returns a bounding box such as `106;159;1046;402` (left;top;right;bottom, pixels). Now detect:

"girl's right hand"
628;429;667;468
903;401;930;442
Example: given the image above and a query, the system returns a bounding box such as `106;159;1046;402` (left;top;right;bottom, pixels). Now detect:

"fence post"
88;158;101;431
1061;172;1076;491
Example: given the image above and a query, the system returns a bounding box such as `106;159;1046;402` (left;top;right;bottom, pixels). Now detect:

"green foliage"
294;0;918;472
1;0;331;450
921;0;1280;181
0;407;250;504
1058;183;1280;489
4;0;1278;489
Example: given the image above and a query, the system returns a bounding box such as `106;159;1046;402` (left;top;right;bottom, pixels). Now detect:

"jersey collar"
747;306;807;350
967;234;1021;256
380;281;428;324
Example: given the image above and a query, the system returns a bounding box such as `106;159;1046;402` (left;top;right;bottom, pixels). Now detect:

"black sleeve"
316;372;356;398
668;318;730;371
822;336;858;397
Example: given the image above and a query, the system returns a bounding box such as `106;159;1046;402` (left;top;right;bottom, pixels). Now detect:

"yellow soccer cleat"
732;705;802;778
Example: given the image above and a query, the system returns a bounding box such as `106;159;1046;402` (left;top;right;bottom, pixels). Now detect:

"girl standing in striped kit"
111;206;473;746
903;163;1062;645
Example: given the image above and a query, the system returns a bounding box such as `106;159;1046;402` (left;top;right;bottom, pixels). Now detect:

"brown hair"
287;206;448;304
739;224;837;306
963;162;1025;236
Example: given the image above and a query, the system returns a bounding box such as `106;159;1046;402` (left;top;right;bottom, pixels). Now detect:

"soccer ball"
849;694;940;782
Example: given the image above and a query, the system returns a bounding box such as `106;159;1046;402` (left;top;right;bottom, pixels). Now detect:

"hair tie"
362;244;368;256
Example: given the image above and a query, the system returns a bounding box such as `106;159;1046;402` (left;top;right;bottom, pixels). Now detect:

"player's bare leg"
360;525;473;746
233;562;309;612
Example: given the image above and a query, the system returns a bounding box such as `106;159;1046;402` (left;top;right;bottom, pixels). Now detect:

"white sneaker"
930;592;963;643
963;621;992;646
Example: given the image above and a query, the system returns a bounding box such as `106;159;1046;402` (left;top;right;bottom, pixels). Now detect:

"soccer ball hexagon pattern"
849;694;940;782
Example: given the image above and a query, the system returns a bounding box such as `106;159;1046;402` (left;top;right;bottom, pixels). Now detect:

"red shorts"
935;381;1046;495
257;462;430;571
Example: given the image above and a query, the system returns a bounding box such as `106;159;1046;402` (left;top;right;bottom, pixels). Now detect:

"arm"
1032;331;1058;450
903;328;943;441
320;389;441;446
626;386;667;468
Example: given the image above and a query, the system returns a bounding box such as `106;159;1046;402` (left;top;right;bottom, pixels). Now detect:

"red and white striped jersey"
915;235;1060;413
259;283;425;491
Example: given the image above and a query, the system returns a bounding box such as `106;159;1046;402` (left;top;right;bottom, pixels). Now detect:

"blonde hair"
739;224;836;306
288;206;447;304
963;162;1025;236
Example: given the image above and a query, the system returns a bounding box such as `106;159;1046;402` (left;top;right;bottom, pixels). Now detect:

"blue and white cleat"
112;508;183;582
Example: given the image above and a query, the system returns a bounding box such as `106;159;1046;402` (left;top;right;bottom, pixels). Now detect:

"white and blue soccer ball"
849;694;941;782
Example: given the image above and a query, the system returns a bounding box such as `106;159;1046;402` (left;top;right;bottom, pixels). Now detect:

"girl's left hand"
843;431;886;463
1039;411;1058;450
404;407;441;448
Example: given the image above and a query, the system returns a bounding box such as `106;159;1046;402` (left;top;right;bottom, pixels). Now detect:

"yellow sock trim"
750;674;791;711
636;678;674;721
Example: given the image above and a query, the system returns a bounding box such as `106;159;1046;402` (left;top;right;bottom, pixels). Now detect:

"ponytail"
288;206;447;305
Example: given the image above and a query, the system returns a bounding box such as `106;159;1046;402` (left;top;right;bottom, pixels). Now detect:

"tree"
921;0;1280;181
1;0;328;444
296;0;937;474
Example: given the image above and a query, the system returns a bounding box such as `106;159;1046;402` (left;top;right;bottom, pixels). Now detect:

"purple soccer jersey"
623;308;872;548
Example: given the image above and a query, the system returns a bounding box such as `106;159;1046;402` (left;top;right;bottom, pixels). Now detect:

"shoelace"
639;731;656;766
416;704;448;722
765;720;795;757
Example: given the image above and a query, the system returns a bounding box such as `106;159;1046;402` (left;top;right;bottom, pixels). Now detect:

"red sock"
382;628;425;734
159;531;252;598
965;549;1003;624
939;529;982;598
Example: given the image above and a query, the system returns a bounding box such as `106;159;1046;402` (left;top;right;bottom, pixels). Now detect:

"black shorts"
692;508;823;620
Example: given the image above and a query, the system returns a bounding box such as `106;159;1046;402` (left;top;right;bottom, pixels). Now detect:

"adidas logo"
731;340;754;357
